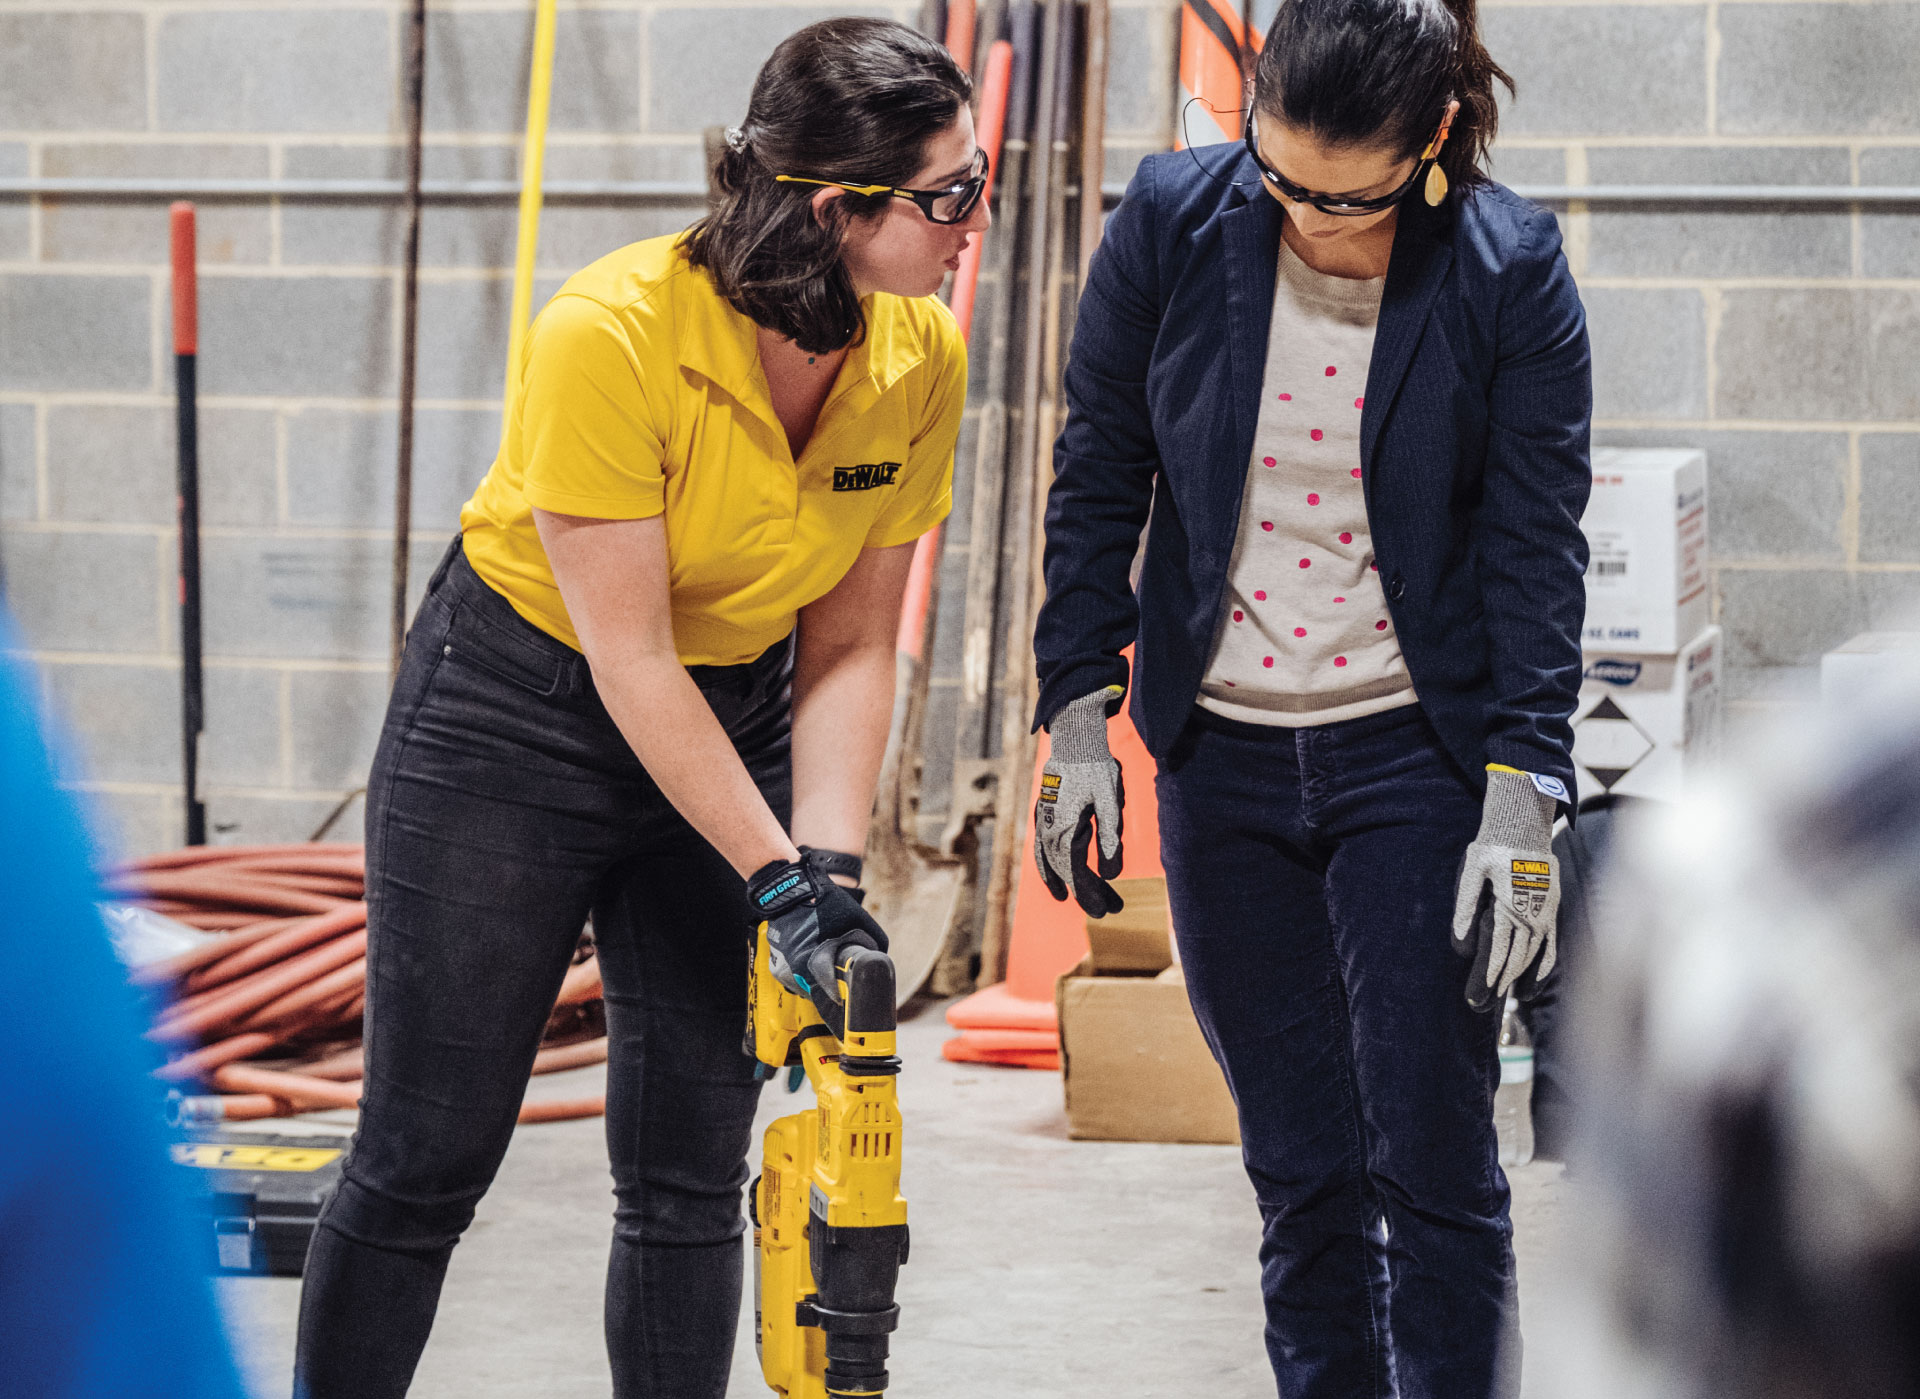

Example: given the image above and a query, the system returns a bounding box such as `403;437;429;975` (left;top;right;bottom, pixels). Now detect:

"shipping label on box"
1582;448;1708;655
1572;626;1722;803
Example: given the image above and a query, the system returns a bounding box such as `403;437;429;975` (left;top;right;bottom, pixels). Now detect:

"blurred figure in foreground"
1549;674;1920;1399
0;621;245;1399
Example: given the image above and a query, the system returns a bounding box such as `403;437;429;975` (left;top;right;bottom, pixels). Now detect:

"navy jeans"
293;541;785;1399
1155;703;1517;1399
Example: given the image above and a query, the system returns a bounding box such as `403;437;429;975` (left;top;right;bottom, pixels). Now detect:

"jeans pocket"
441;602;567;698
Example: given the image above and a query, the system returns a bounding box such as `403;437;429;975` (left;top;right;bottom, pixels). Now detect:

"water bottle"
1494;1001;1535;1167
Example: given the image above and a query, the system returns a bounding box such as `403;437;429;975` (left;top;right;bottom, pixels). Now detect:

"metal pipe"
391;0;427;679
0;177;708;202
8;178;1920;208
169;203;206;848
503;0;561;440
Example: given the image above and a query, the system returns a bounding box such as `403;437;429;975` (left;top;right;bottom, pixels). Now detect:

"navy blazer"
1032;149;1593;799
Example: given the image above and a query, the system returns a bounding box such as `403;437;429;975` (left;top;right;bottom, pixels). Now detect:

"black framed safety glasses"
1241;110;1443;216
1180;97;1448;217
774;148;990;226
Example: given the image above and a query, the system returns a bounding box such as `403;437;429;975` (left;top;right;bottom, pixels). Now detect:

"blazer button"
1387;575;1406;602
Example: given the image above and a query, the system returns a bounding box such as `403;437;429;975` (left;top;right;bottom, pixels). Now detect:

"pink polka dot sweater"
1198;240;1417;727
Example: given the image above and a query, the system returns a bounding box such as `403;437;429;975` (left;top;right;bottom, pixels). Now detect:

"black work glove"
747;848;889;1013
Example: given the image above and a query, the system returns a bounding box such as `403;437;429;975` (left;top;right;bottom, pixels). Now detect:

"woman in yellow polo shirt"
292;19;983;1398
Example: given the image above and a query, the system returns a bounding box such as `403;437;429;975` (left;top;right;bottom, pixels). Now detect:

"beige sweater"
1197;241;1417;727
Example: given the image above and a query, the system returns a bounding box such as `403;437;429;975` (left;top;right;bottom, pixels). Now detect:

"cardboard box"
1572;625;1723;802
1582;448;1708;654
1057;880;1239;1145
1820;632;1920;708
1082;877;1173;973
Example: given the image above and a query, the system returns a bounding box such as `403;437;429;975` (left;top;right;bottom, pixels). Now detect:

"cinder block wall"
1478;0;1920;711
1;0;1915;856
0;0;1176;856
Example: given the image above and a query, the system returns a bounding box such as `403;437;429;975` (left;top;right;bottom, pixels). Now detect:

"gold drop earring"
1421;126;1450;207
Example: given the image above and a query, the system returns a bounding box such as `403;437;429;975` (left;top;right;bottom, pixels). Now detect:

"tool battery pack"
171;1132;348;1276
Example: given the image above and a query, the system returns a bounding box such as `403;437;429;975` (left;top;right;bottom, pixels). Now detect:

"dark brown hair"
1251;0;1513;195
681;17;971;355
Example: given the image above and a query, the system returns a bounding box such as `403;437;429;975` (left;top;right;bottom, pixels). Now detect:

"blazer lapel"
1218;187;1282;538
1361;199;1455;471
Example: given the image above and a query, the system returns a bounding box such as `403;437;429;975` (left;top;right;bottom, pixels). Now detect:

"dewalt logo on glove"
1038;773;1061;826
833;462;902;491
1510;859;1551;915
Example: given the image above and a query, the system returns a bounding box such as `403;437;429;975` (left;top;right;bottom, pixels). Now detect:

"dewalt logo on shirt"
833;462;902;492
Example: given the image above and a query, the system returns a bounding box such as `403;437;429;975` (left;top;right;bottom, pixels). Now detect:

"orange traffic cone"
944;689;1161;1068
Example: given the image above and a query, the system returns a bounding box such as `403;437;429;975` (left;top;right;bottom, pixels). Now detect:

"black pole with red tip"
170;201;206;847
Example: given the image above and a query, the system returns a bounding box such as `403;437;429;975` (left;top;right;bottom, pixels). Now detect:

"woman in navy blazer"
1029;0;1591;1393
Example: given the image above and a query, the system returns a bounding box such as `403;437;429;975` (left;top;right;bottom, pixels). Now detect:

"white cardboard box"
1820;632;1920;707
1572;626;1723;803
1582;448;1709;654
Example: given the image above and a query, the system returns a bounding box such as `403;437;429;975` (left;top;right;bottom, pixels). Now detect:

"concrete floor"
216;1001;1569;1399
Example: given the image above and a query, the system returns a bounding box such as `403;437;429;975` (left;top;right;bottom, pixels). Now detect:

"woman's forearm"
788;634;898;859
594;650;800;878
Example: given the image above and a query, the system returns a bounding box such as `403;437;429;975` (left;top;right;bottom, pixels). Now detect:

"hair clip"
724;126;749;154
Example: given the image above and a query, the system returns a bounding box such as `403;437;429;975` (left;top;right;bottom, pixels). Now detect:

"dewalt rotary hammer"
747;850;908;1399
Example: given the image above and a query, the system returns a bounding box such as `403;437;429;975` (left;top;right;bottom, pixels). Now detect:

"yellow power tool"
749;923;908;1398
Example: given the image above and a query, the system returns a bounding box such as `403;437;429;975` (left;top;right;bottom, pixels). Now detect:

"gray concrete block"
1486;146;1568;189
0;528;163;652
157;9;394;134
0;14;147;131
1582;287;1707;420
1718;4;1920;136
1861;149;1920;280
287;666;388;788
44;404;276;529
427;10;641;135
1106;4;1177;138
41;661;280;788
543;141;706;186
0;275;152;393
1715;567;1859;670
0;404;34;523
280;143;519;269
75;789;181;861
1592;427;1846;561
1104;142;1159;191
1858;432;1920;565
415;275;565;402
284;406;496;530
46;406;172;527
1483;7;1707;138
40;144;273;266
0;144;28;263
538;205;707;275
197;275;394;399
205;793;361;847
1717;290;1920;422
203;664;286;787
202;534;391;661
42;662;180;786
1584;146;1852;278
1858;568;1920;634
646;8;894;133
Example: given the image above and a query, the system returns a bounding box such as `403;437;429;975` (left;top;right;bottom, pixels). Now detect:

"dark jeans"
293;541;787;1399
1156;704;1517;1399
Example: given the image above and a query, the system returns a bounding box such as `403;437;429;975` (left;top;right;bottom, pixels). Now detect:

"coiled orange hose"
125;844;606;1126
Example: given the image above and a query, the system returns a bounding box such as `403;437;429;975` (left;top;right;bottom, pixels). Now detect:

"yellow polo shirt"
459;235;964;666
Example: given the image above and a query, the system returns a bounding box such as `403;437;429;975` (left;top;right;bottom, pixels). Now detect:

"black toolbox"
172;1132;349;1276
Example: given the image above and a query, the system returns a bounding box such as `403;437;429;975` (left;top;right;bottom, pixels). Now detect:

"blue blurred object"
0;617;247;1399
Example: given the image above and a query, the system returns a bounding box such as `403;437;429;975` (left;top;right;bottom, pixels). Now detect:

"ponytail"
1434;0;1512;191
1251;0;1514;196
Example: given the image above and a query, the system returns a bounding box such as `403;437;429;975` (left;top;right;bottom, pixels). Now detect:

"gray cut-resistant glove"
1034;685;1126;918
1451;767;1565;1012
